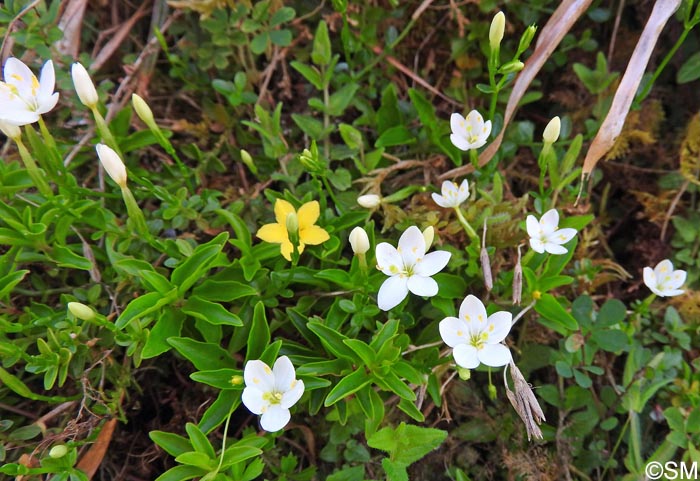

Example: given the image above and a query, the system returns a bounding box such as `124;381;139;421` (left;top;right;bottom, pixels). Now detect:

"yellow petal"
300;225;330;246
257;223;288;244
297;241;305;256
274;199;296;225
280;240;294;261
297;201;320;228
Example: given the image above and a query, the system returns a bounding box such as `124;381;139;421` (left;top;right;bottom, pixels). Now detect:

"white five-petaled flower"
526;209;577;255
375;226;451;311
439;294;512;369
432;179;470;208
643;259;686;297
450;110;492;151
0;58;59;126
242;356;305;432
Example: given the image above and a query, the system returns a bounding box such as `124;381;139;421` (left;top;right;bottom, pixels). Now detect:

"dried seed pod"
513;245;523;305
481;219;493;291
505;361;545;441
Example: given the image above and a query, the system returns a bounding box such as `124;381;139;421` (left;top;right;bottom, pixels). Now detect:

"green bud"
517;25;537;56
240;149;258;175
488;383;497;400
67;302;96;321
542;116;561;144
299;141;325;174
49;445;69;459
230;375;244;386
131;94;156;128
457;366;471;381
286;212;299;236
497;61;524;75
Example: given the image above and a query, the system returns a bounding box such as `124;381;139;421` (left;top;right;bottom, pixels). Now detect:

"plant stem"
454;207;479;246
15;137;53;197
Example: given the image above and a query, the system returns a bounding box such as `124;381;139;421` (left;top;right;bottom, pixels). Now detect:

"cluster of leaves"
1;1;699;480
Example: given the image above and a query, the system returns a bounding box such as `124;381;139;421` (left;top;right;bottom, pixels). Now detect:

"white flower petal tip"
439;295;513;369
242;356;304;432
449;110;491;151
643;259;687;297
375;225;451;311
432;179;470;208
526;209;577;255
0;57;58;125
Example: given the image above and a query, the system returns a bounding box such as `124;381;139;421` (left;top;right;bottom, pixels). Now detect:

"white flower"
349;226;370;255
242;356;305;432
0;58;59;126
489;12;505;51
450;110;491;151
643;259;686;297
71;62;98;109
543;116;561;144
439;295;512;369
431;179;470;208
357;194;381;208
96;143;127;188
526;209;577;255
375;226;451;311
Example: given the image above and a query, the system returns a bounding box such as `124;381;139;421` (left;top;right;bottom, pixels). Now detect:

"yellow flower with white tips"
0;58;59;126
257;199;329;261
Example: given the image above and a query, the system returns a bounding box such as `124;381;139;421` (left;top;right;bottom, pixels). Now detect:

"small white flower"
71;62;99;109
432;179;470;208
450;110;492;151
526;209;577;255
439;295;512;369
357;194;381;209
375;226;451;311
349;226;370;255
96;143;127;188
643;259;686;297
242;356;305;432
0;58;59;126
489;11;506;51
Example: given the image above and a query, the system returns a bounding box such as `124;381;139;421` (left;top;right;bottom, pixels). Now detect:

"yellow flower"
257;199;329;261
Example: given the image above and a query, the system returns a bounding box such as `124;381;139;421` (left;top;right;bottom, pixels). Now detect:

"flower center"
469;332;489;349
263;391;284;405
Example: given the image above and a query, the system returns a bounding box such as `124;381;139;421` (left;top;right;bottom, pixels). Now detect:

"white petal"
458;295;488;326
281;379;304;408
244;360;275;392
548;227;577;245
407;275;438;297
37;92;59;115
457;179;470;203
450;112;467;135
0;109;39;126
397;226;425;267
241;387;266;415
526;215;541;238
544;242;568;255
529;238;546;254
375;242;403;276
272;356;296;392
453;344;480;369
37;60;56;104
648;284;665;297
478;344;512;367
661;288;685;297
642;266;657;290
485;311;513;343
260;405;291;432
654;259;674;279
465;110;484;129
431;192;452;208
470;136;488;150
450;133;473;151
439;317;470;347
377;275;409;311
4;58;35;100
539;209;560;235
667;270;687;290
413;250;451;277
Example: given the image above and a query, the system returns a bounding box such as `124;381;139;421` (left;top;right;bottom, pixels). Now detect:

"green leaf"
596;299;626;328
199;391;240;434
220;445;264;469
538;275;574;292
408;88;437;128
381;458;408;481
591;329;629;353
292;113;325;140
142;308;185;359
185;422;215;458
182;296;243;326
312;20;332;66
0;367;76;403
677;51;700;84
339;123;363;150
149;431;193;458
343;339;376;366
375;371;415;401
250;32;269;55
47;245;92;270
397;398;425;422
154;464;207;481
175;452;215;470
190;369;242;390
192;280;258;301
290;62;323;90
269;29;292;47
246;301;270;361
324;368;372;406
308;321;360;362
270;7;295;27
535;293;578;334
0;270;29;298
171;232;229;295
115;290;176;330
327;83;359;116
140;270;174;295
368;422;447;466
167;337;236;371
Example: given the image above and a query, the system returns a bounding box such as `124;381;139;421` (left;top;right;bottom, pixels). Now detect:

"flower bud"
285;212;299;236
49;445;69;459
240;149;257;174
457;366;471;381
357;194;381;209
67;302;96;321
349;226;370;255
230;375;244;386
498;60;524;75
0;120;21;140
299;141;325;174
96;144;128;188
489;12;506;51
517;25;537;56
543;116;561;144
71;63;98;109
131;94;155;127
422;226;434;251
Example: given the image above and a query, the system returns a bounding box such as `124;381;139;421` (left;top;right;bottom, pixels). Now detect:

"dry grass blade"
91;3;150;72
75;418;118;479
56;0;88;57
581;0;682;178
440;0;593;181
